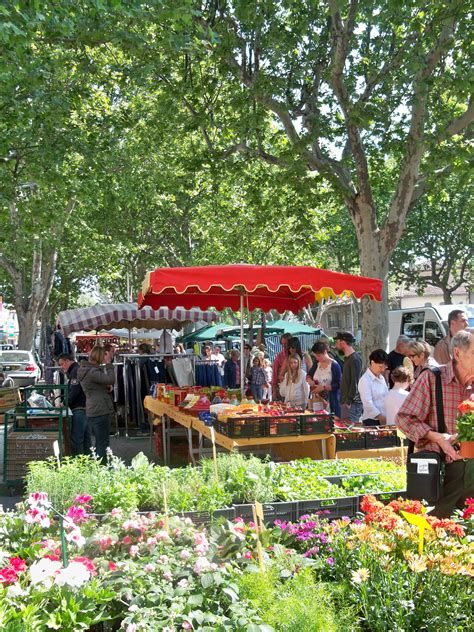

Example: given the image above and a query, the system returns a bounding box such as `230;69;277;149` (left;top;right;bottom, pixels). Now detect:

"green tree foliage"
391;171;474;304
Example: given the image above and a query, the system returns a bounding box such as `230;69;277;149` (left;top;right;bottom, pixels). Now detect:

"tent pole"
240;293;244;399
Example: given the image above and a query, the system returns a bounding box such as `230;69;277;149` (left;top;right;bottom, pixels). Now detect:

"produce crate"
299;413;334;435
4;429;60;482
215;417;266;438
296;496;359;520
364;427;399;449
335;431;365;451
266;415;300;436
182;507;236;526
371;490;407;504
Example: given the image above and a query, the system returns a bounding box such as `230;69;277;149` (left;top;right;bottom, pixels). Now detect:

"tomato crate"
364;427;400;449
215;417;266;438
266;415;300;436
335;431;366;451
299;413;334;435
296;496;359;520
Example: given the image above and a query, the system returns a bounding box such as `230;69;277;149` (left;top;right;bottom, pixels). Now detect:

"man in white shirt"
358;348;389;426
211;344;226;376
384;366;412;426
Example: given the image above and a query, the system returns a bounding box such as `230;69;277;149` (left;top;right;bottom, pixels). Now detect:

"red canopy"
139;264;382;311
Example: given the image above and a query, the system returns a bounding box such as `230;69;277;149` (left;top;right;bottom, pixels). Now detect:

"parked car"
0;350;42;387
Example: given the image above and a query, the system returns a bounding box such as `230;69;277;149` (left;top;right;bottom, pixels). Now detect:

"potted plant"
456;399;474;458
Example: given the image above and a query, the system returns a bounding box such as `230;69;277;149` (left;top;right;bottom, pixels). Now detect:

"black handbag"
406;368;446;504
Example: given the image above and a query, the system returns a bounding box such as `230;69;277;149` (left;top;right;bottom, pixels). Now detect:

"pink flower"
27;492;50;508
156;530;171;542
25;507;51;528
163;570;173;581
129;545;139;557
180;549;191;560
66;505;88;524
111;508;122;517
8;557;27;573
74;495;92;505
177;578;189;588
126;625;137;632
108;561;117;571
243;551;253;559
182;622;193;630
144;563;154;572
122;535;132;545
193;557;211;575
99;536;114;551
0;567;18;585
43;554;60;562
65;527;85;547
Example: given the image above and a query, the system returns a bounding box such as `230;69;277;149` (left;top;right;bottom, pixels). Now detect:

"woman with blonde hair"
78;344;115;462
279;353;310;408
407;340;438;380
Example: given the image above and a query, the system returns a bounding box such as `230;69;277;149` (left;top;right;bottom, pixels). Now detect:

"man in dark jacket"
58;353;91;456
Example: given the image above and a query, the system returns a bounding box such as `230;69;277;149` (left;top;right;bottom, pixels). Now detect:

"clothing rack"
119;353;196;437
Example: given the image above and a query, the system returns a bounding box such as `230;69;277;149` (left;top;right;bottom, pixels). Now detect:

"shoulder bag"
406;367;446;504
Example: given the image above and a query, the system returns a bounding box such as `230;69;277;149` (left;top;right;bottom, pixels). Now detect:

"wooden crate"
0;387;20;416
4;430;59;481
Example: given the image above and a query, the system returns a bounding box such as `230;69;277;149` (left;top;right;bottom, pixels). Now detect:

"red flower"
8;557;27;573
72;556;97;576
0;567;18;585
43;554;60;561
108;561;118;571
458;400;474;415
426;517;465;537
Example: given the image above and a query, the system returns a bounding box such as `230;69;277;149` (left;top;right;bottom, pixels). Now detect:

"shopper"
384;366;412;426
249;356;268;403
334;331;363;423
58;353;91;456
272;333;292;401
223;349;240;388
78;345;115;463
407;340;438;381
358;348;389;426
288;337;313;372
262;358;273;401
279;353;310;408
396;328;474;517
306;340;342;416
433;309;469;365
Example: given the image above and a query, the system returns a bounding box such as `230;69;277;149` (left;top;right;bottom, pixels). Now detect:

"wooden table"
144;397;336;464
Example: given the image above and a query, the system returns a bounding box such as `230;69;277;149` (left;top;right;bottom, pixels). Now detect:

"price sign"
401;510;432;554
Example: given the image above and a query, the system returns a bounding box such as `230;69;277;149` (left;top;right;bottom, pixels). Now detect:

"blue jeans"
340;402;363;423
71;409;92;456
88;414;111;462
251;384;264;402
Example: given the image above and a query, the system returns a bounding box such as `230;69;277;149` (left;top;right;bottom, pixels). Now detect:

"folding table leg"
187;428;196;466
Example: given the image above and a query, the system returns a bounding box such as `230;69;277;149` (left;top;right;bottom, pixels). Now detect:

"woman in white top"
279;353;310;409
358;349;389;427
384;366;412;426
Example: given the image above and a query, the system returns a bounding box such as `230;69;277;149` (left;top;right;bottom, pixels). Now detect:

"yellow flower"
351;568;370;584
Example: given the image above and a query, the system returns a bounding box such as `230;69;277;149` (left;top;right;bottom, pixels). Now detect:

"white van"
388;304;474;350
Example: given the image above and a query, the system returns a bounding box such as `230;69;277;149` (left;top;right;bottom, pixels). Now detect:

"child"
262;358;272;401
249;356;268;403
384;366;412;426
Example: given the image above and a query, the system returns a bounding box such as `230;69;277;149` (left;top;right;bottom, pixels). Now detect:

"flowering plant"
456;399;474;441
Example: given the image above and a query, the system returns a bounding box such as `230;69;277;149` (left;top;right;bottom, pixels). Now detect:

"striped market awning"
58;302;219;337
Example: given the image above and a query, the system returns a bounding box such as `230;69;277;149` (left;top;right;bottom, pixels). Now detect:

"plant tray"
299;413;334;435
370;490;407;504
335;431;365;451
234;502;297;525
215;417;266;438
296;496;359;521
364;428;399;449
181;507;236;526
266;416;300;436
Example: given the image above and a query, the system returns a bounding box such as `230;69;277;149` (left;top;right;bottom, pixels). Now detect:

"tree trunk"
442;287;453;304
351;198;390;362
16;306;40;351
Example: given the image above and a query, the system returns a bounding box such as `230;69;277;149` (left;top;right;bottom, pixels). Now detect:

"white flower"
351;568;370;584
65;527;85;547
7;583;27;597
177;578;189;589
54;561;90;588
193;557;211;575
29;558;62;586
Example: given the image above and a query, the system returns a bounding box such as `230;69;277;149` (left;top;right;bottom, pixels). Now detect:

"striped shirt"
396;363;471;463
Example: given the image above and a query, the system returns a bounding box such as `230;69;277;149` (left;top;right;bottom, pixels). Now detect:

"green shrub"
238;566;342;631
